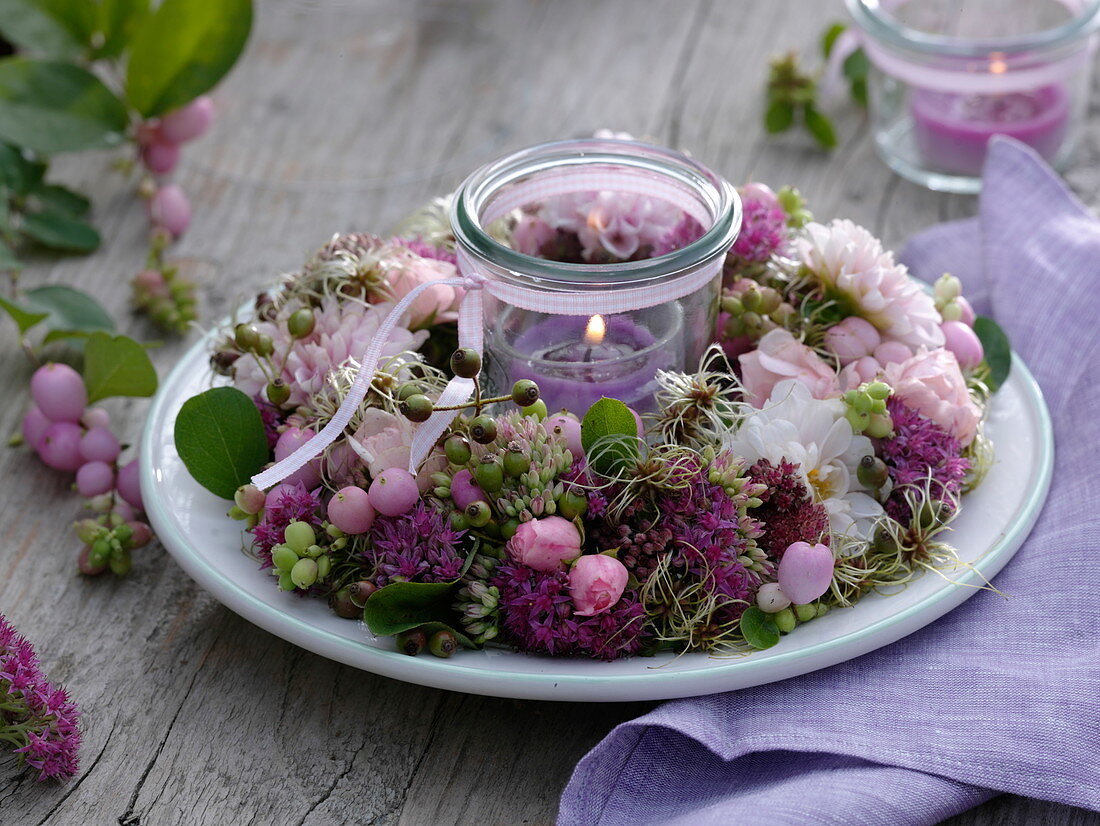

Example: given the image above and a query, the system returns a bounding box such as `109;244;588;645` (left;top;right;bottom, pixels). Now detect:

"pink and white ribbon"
252;166;728;491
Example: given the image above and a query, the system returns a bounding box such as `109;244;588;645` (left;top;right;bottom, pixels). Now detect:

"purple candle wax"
509;313;675;416
911;83;1070;176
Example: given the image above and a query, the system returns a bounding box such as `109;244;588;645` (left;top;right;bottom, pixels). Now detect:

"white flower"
798;219;944;351
721;379;884;542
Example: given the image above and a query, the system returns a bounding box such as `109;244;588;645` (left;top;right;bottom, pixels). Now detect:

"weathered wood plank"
0;2;1095;825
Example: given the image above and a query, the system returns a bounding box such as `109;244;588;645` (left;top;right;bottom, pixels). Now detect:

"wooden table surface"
1;1;1098;824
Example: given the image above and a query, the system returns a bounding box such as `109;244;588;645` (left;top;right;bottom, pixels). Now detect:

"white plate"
141;332;1053;702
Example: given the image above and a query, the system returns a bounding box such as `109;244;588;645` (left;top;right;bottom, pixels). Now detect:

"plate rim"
142;332;1054;700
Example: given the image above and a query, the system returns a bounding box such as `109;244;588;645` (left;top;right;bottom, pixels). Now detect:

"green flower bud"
934;273;961;305
758;287;782;315
109;547;132;576
89;539;111;567
940;301;963;322
503;446;528;478
852;393;873;414
228;504;249;521
304;543;324;559
720;295;744;316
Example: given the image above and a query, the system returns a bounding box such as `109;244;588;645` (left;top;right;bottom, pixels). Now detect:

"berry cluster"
20;363;149;576
841;380;893;438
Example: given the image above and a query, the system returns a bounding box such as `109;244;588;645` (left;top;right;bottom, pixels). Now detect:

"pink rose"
568;554;629;616
873;340;913;366
507;516;582;572
739;329;840;407
824;316;881;365
348;408;446;492
883;348;982;445
839;355;882;391
940;321;984;369
387;251;463;329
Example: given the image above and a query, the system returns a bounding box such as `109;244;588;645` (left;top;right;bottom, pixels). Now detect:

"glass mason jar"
448;138;740;416
846;0;1100;193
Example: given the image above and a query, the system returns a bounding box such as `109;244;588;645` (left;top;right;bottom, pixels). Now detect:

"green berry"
316;555;332;580
228;504;249;521
290;557;319;589
444;434;472;465
856;455;889;489
255;333;275;358
349;581;377;607
865;413;893;440
234;323;260;351
109;547;132;576
278;571;295;591
845;408;870;433
866;381;891;400
774;607;796;633
465;500;492;528
741;286;762;312
304;544;324;559
272;544;299;572
521;399;547;420
396;629;427;656
557;491;587;520
511;380;540;407
449;511;470;531
396;382;423;402
89;539;111;567
500;519;520;540
469;415;498;444
113;523;134;545
283;521;316;554
794;603;817;623
474;456;504;492
329;587;360;619
503;446;528;478
400;394;434;423
720;295;744;315
852;393;873;414
287;308;316;339
266;379;291;406
450;348;482;378
428;629;458;658
758;287;781;315
870;398;887;415
75;519;102;545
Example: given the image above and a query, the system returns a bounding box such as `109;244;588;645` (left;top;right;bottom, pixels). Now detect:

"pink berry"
22;405;51;448
148;184;191;238
81;407;110;429
274;428;322;490
134;268;169;297
36;422;84;471
545;413;583;458
113;500;136;522
127;520;153;548
116;459;144;511
141;140;180;175
327;486;376;534
941;321;984;370
30;363;86;423
157;96;215;143
76;461;115;497
368;468;419;517
449;469;484;511
777;541;835;605
80;426;121;463
955;295;976;327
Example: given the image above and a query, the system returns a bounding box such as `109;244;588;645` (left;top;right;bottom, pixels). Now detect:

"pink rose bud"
545;413;583;458
839;355;882;390
141;140;180;175
824;316;882;365
777;541;834;605
940;321;984;370
274;427;321;490
157;95;215;143
568;554;629;616
955;295;976;326
739;182;780;211
449;469;484;511
872;340;913;366
148;184;191;238
506;516;582;572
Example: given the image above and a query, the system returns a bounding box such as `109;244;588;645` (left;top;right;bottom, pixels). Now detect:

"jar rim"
846;0;1100;57
449;138;740;289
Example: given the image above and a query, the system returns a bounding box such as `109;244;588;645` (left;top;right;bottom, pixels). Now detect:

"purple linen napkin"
558;137;1100;826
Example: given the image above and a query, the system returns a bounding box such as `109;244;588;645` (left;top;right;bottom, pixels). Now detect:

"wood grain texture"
0;1;1097;824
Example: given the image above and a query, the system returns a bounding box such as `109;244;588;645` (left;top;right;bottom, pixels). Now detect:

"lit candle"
910;81;1071;176
503;308;681;416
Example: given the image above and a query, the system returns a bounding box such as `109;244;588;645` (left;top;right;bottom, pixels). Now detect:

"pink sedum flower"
234;295;427;408
506;516;582;572
739;329;840;407
347;407;446;491
883;348;982;446
569;554;629;617
798;220;944;351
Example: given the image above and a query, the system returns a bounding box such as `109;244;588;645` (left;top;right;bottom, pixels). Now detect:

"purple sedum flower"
368;502;467;586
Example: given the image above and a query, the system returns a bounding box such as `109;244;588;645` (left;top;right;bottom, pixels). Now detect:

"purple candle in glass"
911;82;1070;176
506;309;680;416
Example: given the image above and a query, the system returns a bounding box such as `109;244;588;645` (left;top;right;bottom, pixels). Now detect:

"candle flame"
584;314;606;345
990;54;1007;74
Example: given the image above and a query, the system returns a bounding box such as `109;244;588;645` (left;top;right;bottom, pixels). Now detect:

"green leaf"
30;183;90;217
82;331;157;402
849;76;868;108
764;99;795;134
0;0;97;59
173;386;269;499
0;293;47;333
973;316;1012;392
821;22;846;59
23;284;115;338
362;580;460;637
125;0;252;117
21;209;99;251
842;48;870;81
581;397;640;476
804;105;838;149
0;58;129;154
0;142;47;195
95;0;149;58
0;240;22;273
740;606;780;650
